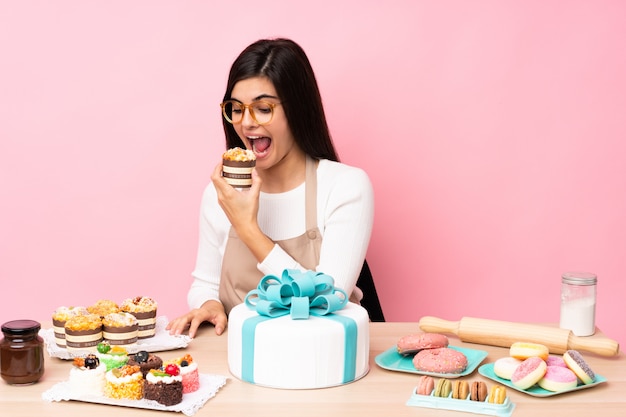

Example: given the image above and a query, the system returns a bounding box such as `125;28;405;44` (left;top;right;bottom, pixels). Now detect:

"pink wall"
2;1;625;347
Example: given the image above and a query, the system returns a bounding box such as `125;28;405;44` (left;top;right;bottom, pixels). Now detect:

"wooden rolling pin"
419;316;620;357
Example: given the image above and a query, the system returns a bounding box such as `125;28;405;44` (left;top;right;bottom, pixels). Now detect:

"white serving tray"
41;316;192;359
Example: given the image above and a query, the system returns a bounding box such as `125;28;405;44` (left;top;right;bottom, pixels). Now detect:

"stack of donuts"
494;342;596;391
397;333;468;374
415;375;508;404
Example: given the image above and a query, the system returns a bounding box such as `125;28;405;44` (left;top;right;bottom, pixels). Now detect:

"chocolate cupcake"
143;365;183;406
222;147;256;188
127;350;163;377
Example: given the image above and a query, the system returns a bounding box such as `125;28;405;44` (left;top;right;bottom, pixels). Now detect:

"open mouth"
247;136;271;158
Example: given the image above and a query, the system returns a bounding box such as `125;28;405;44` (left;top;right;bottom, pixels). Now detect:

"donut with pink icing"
397;333;449;355
538;365;578;392
511;357;547;390
412;347;468;374
545;355;567;368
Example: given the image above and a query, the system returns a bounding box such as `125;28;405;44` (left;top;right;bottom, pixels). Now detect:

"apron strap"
305;156;318;233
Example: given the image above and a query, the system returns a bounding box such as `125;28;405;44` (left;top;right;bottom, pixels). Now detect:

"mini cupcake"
97;342;129;371
120;296;158;339
87;299;120;317
127;350;163;377
52;306;88;348
104;365;144;400
69;354;106;397
165;354;200;393
64;313;103;352
143;364;183;406
222;147;256;188
102;312;139;347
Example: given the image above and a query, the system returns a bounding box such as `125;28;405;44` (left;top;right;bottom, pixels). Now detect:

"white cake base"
69;363;106;397
228;302;370;389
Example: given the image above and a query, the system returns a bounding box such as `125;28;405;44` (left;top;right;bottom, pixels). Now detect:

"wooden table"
2;322;624;416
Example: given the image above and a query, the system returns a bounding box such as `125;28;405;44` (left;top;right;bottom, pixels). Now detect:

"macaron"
488;385;507;404
416;375;435;395
434;378;452;397
470;381;488;401
563;350;595;385
511;357;547;390
452;380;469;399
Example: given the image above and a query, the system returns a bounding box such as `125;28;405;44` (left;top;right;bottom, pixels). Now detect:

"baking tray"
375;345;488;378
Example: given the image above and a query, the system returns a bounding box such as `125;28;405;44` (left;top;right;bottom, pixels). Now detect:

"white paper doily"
41;316;192;359
42;373;228;416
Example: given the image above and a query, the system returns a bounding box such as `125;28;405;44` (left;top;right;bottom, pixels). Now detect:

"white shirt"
187;159;375;309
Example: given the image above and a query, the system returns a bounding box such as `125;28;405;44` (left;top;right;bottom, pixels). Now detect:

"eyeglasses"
220;100;281;125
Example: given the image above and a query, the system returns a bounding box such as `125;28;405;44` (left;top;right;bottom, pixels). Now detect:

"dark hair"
222;38;339;162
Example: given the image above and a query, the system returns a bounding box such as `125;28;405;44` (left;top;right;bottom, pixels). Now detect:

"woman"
167;38;374;337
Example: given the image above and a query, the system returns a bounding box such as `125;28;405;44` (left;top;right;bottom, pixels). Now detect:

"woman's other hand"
166;300;227;337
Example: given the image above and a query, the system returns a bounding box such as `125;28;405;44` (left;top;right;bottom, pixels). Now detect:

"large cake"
228;269;370;389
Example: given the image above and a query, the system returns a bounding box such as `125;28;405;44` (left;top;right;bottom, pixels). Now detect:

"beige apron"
219;156;323;314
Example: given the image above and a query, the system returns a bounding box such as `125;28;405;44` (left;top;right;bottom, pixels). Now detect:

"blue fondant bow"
244;269;348;319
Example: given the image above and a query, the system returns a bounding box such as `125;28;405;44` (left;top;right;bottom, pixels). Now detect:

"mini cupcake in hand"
222;147;256;188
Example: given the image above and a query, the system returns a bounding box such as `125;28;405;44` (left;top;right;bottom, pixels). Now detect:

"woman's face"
230;76;299;170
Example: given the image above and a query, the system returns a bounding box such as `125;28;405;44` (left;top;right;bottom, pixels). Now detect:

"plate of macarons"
375;333;488;378
478;343;607;397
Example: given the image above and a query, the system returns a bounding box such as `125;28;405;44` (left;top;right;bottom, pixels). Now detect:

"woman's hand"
211;163;274;262
211;163;262;232
166;300;227;337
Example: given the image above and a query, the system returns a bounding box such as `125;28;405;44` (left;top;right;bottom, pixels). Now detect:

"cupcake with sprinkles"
104;364;144;400
165;354;200;393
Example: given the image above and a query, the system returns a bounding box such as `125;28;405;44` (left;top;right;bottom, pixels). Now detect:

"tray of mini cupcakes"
42;342;227;414
44;297;192;359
